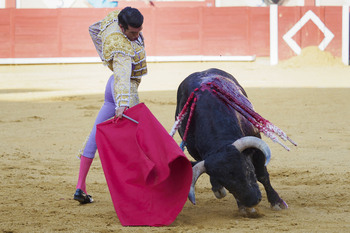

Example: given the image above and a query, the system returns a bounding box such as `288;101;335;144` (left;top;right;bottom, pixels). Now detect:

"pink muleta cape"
96;103;192;226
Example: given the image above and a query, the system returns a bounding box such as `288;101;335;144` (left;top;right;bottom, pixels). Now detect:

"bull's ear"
188;161;206;205
232;136;271;166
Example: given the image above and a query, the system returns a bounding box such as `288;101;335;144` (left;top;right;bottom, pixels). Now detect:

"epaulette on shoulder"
100;10;120;32
103;32;135;61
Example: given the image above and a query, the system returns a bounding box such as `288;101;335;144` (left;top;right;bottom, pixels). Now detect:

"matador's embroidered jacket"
89;10;147;108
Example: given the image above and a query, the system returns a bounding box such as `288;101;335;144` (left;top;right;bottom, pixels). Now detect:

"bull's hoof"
271;199;288;210
213;187;227;199
238;206;262;218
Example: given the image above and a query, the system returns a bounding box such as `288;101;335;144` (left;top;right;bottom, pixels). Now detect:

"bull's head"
188;136;271;208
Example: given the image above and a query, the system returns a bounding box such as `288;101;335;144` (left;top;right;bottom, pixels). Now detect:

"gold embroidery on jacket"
100;10;120;32
99;10;147;105
113;53;132;107
99;19;147;79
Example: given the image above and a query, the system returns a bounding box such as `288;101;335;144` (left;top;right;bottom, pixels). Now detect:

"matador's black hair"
118;7;144;29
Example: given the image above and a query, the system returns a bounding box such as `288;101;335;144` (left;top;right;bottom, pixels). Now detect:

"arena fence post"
342;5;349;65
270;4;278;65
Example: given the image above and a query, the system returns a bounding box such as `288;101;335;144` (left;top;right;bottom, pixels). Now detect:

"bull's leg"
257;169;288;210
252;152;288;210
210;176;227;199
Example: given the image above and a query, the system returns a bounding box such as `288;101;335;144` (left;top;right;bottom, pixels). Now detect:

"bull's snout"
242;190;262;208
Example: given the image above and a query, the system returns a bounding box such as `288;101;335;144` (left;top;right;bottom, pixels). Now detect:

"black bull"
175;68;288;213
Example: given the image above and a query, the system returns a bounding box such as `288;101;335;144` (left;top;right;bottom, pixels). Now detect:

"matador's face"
120;25;143;41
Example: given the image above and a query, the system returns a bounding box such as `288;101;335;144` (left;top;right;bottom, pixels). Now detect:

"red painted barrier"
0;6;345;60
0;9;12;58
144;7;269;56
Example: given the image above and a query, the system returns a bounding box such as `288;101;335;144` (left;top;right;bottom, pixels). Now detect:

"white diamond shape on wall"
282;10;335;55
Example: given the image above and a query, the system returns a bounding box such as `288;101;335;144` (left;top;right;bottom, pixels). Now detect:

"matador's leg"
75;74;115;203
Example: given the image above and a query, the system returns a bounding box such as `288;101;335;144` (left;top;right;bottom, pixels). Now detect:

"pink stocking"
76;156;93;194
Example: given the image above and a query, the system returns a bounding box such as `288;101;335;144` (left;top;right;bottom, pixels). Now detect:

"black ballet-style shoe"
74;189;94;204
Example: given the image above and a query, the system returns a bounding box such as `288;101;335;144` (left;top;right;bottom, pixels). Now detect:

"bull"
174;68;295;215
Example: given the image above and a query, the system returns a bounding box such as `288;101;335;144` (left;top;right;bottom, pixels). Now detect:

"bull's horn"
232;136;271;166
188;160;206;205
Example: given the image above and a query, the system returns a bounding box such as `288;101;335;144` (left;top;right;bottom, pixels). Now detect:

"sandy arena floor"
0;47;350;232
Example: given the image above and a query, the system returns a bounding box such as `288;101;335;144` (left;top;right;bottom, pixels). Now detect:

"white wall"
0;0;5;8
215;0;305;7
14;0;350;8
17;0;89;8
317;0;350;6
215;0;349;7
215;0;266;7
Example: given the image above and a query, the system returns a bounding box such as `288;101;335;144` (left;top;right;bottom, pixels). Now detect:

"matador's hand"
115;106;127;118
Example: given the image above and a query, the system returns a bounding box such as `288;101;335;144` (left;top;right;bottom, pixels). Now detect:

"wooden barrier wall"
0;6;345;60
278;6;343;59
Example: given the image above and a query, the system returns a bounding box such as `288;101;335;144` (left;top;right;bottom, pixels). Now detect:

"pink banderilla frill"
170;77;297;151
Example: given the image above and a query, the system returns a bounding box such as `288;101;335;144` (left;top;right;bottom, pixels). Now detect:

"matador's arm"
112;53;132;108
